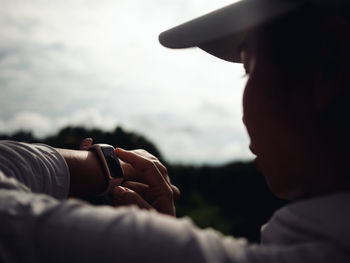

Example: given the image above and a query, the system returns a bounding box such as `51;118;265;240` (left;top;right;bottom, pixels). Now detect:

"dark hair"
255;3;350;102
254;4;350;181
259;4;350;61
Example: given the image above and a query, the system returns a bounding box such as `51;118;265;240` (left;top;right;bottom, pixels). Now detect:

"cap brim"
159;0;302;63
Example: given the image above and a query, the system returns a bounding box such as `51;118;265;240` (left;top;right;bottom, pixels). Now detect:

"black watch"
88;144;124;189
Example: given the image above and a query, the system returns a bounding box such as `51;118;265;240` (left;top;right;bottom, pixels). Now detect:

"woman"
1;0;349;262
158;0;350;260
162;0;350;201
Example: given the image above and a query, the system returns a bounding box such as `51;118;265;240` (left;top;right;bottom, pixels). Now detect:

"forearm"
55;148;106;198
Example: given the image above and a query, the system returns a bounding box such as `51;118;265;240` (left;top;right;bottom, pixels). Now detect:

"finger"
122;181;159;204
121;152;170;185
80;138;93;150
122;180;180;206
117;148;179;202
115;148;166;186
104;177;124;195
153;161;169;182
149;160;178;198
121;160;169;191
122;181;149;197
120;161;143;181
112;186;152;210
130;149;168;179
172;185;181;201
132;149;158;161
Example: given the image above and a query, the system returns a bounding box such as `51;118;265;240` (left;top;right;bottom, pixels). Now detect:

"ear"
312;16;350;111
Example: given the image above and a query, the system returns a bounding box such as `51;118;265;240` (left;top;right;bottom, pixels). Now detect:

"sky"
0;0;254;165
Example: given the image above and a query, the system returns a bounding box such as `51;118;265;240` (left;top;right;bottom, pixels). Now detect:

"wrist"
87;144;124;196
56;148;106;198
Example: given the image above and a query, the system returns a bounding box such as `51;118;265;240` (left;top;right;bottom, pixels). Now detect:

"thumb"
112;186;152;210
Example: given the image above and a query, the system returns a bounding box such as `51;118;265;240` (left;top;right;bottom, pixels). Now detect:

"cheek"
242;76;271;140
242;68;288;140
242;73;306;199
242;79;256;132
242;74;285;166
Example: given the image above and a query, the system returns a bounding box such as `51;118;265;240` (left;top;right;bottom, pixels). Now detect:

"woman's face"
240;31;334;200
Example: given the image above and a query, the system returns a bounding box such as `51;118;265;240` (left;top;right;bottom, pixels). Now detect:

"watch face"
100;145;114;156
101;146;124;178
105;155;123;178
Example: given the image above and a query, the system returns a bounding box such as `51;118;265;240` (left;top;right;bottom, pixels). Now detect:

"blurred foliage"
0;126;287;242
169;163;287;242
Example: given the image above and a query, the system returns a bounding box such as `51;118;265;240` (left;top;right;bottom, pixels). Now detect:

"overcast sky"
0;0;254;165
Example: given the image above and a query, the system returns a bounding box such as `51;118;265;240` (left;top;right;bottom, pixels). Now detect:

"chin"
265;179;301;201
271;190;295;200
261;163;305;200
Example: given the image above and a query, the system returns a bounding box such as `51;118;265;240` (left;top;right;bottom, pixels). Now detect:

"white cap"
159;0;348;63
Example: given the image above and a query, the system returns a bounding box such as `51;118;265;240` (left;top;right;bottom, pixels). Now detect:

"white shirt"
0;140;349;263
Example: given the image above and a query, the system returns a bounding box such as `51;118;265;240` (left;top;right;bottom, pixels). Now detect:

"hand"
112;148;180;216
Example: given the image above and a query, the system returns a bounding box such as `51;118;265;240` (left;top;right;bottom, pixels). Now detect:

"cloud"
0;0;252;164
0;105;253;164
0;111;52;138
56;108;119;131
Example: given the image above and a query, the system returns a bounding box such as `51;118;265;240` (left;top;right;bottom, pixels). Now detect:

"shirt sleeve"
0;140;70;199
0;188;250;263
1;188;343;263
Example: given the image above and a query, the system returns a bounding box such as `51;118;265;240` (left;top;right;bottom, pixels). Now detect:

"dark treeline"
0;126;287;242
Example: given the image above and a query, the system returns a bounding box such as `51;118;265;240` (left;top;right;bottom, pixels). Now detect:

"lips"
249;144;257;156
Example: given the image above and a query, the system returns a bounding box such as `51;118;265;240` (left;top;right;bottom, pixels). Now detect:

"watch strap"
88;143;124;196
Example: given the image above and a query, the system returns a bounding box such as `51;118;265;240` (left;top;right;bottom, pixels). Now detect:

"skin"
55;148;109;197
241;27;349;200
57;144;180;216
113;148;179;216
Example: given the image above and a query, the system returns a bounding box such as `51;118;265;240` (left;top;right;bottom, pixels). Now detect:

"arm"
0;140;108;199
0;188;250;263
1;186;339;263
54;148;107;198
56;146;180;215
0;140;178;215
